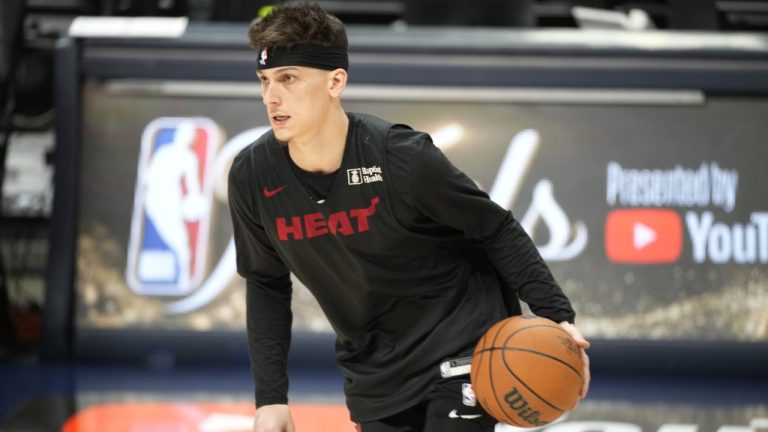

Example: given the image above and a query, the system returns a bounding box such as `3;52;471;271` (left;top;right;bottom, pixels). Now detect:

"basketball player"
228;3;590;431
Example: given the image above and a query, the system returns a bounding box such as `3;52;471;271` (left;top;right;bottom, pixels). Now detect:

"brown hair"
248;2;348;51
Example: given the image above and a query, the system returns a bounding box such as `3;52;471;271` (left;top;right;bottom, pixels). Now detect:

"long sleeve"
388;129;575;323
478;214;575;323
245;277;292;406
228;151;293;406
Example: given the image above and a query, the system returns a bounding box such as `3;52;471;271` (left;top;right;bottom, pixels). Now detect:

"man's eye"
284;74;295;82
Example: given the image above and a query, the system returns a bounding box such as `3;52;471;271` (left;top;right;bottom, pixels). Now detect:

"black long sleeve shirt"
227;113;575;422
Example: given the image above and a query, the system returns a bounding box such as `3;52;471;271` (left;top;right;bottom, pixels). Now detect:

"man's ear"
328;68;348;97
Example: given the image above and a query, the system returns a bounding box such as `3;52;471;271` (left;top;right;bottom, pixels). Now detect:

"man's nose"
262;83;280;106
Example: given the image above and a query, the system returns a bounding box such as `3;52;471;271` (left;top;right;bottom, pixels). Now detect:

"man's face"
257;66;333;143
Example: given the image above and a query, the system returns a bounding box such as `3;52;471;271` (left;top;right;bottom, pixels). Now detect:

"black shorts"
355;377;497;432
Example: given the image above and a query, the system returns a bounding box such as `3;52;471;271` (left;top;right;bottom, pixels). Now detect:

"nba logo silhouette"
126;117;222;296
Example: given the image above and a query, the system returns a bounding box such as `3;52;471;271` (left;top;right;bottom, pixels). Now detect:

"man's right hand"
252;404;294;432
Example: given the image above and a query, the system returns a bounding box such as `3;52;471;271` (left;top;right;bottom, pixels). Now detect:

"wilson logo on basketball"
504;388;546;427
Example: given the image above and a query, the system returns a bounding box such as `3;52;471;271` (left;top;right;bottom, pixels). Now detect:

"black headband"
256;44;349;71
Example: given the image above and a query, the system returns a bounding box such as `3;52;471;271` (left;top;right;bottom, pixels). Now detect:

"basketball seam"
490;321;578;416
485;323;527;427
503;324;582;381
474;323;582;375
477;347;582;379
507;324;572;339
499;348;567;413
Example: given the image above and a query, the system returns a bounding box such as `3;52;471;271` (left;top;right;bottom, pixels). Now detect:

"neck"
288;106;349;174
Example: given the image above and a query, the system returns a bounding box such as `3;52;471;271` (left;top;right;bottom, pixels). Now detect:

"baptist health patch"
462;383;477;407
347;166;383;185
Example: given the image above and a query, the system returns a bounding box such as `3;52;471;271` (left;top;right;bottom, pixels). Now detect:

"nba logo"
126;117;222;296
462;383;476;407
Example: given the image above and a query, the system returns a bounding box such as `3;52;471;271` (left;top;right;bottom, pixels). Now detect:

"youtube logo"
605;209;683;264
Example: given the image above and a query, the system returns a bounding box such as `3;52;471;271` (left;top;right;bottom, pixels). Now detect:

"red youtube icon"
605;209;682;264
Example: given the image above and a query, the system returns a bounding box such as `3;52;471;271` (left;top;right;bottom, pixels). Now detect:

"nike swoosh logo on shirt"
448;409;483;420
263;185;288;198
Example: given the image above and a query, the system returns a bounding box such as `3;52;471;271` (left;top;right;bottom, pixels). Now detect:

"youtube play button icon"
634;222;657;250
605;209;683;264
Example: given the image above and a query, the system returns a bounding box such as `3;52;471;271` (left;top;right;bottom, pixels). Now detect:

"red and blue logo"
126;118;222;296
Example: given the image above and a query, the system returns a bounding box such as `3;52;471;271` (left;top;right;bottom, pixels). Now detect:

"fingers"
566;349;591;411
252;405;293;432
559;321;591;349
559;321;592;407
580;349;591;399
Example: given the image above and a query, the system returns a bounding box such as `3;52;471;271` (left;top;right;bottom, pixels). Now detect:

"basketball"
470;315;583;428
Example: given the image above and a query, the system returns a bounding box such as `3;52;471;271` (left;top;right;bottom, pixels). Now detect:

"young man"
228;3;590;432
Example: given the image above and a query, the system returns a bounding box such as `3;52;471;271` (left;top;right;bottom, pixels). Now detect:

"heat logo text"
276;197;380;241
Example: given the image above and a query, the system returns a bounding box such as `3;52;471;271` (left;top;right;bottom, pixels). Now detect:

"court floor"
1;359;767;432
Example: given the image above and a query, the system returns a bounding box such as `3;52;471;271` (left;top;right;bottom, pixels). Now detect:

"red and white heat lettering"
276;197;380;241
